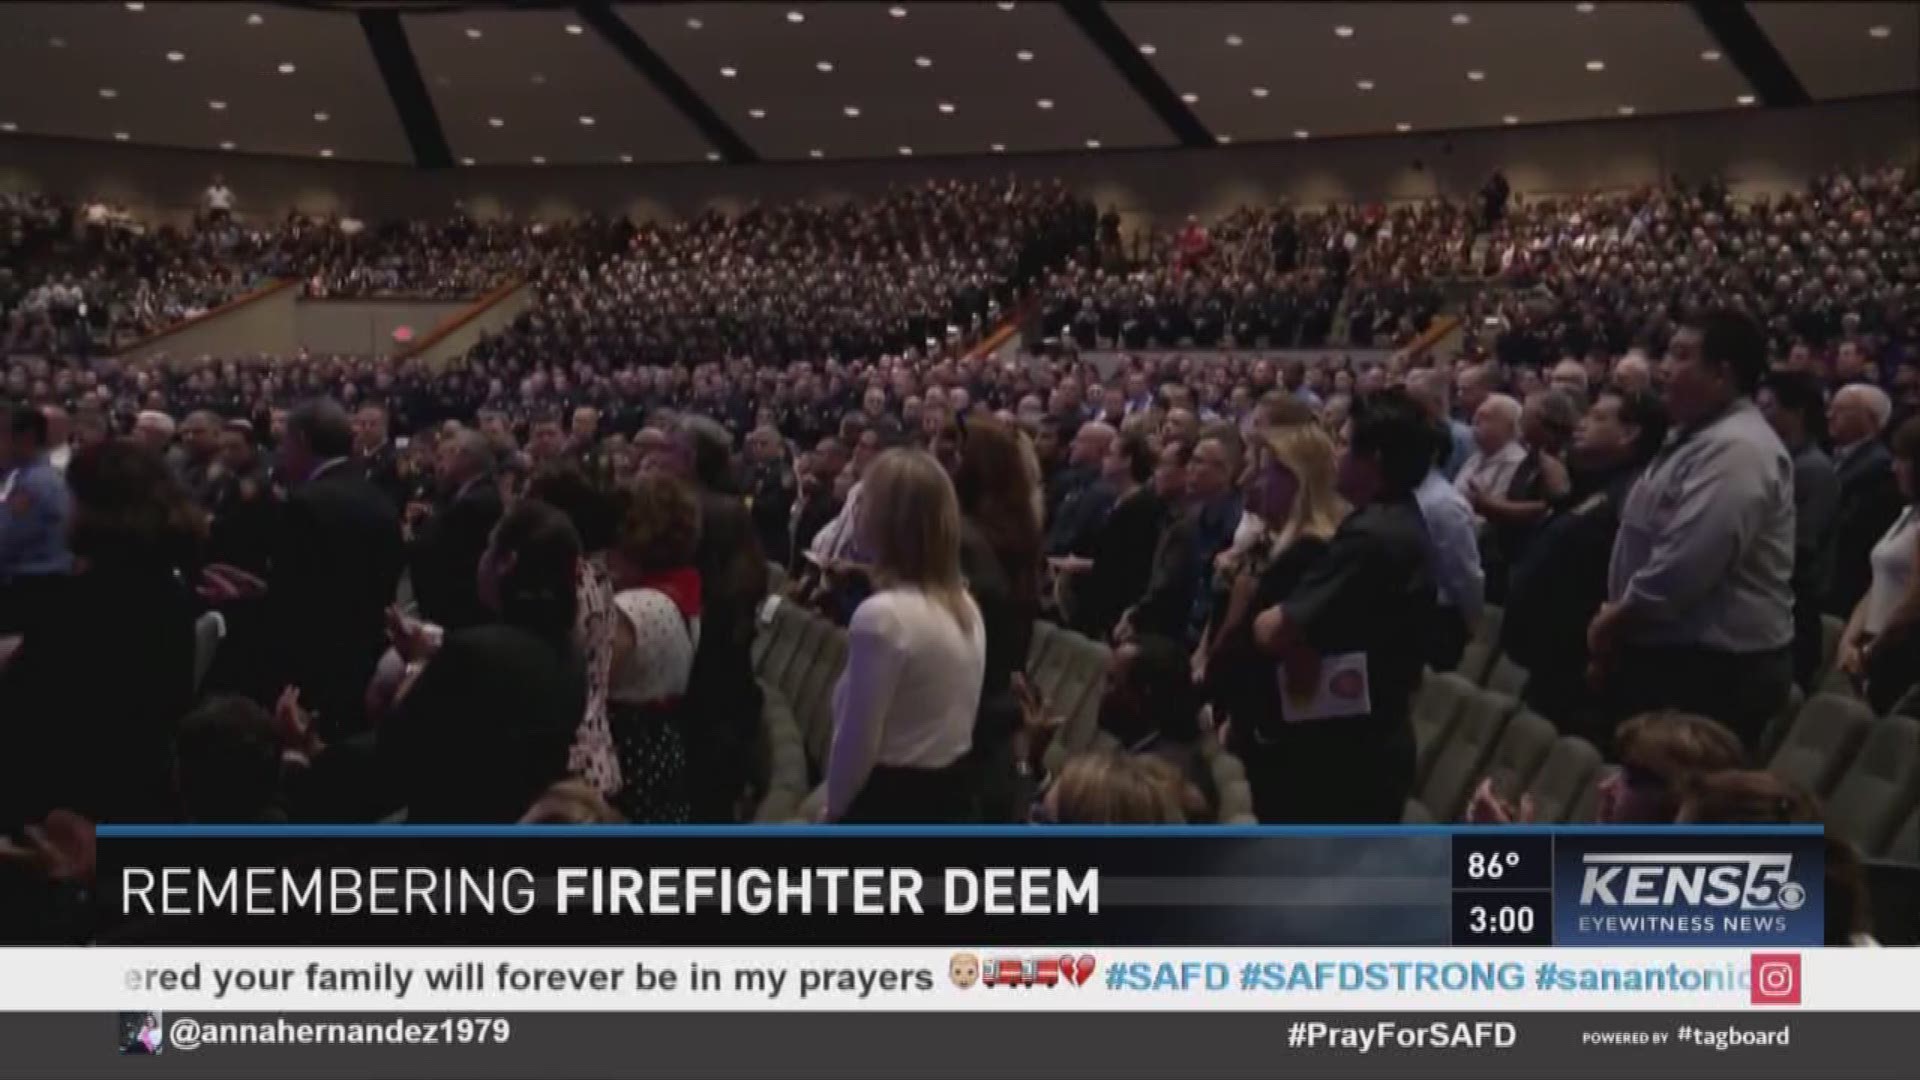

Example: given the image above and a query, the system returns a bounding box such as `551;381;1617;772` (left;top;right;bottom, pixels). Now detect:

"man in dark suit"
204;399;404;741
352;404;408;511
408;428;502;633
1823;384;1903;616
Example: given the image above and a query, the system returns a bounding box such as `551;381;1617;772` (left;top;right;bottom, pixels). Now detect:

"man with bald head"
1612;352;1653;396
1046;420;1119;556
408;426;502;632
1823;383;1903;615
1455;395;1527;506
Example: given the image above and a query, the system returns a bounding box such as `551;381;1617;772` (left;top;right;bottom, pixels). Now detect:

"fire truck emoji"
982;956;1063;988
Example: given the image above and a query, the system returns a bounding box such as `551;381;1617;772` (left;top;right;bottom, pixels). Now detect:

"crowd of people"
2;163;1919;948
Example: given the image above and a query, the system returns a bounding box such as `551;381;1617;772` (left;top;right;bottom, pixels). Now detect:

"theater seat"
1523;737;1604;824
1046;631;1111;755
1758;685;1806;763
793;628;849;775
1027;620;1059;675
752;681;809;824
1401;800;1435;824
753;600;811;687
1411;672;1476;789
1767;692;1875;799
1456;605;1503;683
1417;689;1519;821
1813;614;1844;690
1484;654;1529;698
1477;709;1558;812
1884;805;1920;864
1824;716;1920;857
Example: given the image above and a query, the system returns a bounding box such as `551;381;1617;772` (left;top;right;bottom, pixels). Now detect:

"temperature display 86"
1450;834;1553;946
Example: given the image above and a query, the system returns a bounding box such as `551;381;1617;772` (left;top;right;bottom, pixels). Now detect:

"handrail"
397;277;526;362
114;277;296;357
966;296;1038;361
1402;313;1463;361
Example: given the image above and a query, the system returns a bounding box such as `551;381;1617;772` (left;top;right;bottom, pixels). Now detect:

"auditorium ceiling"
0;1;1912;167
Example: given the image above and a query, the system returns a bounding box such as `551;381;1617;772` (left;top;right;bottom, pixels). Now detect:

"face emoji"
949;953;980;990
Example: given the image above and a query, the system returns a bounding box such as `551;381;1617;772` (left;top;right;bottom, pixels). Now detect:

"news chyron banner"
1;824;1912;1079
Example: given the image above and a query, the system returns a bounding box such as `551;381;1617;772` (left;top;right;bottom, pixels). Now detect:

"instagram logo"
1750;954;1801;1005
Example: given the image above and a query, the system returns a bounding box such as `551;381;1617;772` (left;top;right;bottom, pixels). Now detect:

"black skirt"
841;759;976;824
609;702;692;824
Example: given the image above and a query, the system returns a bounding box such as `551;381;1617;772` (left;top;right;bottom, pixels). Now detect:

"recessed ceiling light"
1293;129;1309;139
1869;25;1891;39
1467;70;1485;81
1503;114;1520;124
1217;134;1233;144
566;23;583;35
125;2;144;10
1356;79;1375;91
890;6;907;17
619;153;634;163
937;101;955;114
1139;43;1156;55
313;111;330;122
278;62;296;74
915;55;932;68
688;18;703;31
531;73;547;85
720;67;737;78
1;123;17;133
816;60;834;72
991;142;1006;152
1585;59;1605;71
1181;92;1198;103
166;51;186;63
467;28;484;40
1451;12;1470;25
843;105;861;117
707;151;722;162
787;11;805;23
462;157;477;166
114;131;131;141
1016;49;1035;61
898;146;913;156
1251;86;1269;98
1396;122;1413;132
997;2;1016;10
1085;138;1100;149
1701;49;1721;61
748;108;767;119
220;140;236;150
579;115;596;125
1225;33;1243;46
809;148;824;158
320;148;333;158
531;155;545;165
1617;105;1635;116
246;13;263;26
1036;98;1054;109
99;88;118;99
1737;94;1756;105
49;36;65;47
489;117;505;128
1576;2;1595;11
209;100;227;111
1334;25;1354;38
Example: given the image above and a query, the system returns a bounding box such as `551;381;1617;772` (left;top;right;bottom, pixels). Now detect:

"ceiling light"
619;154;634;163
1576;2;1595;11
126;2;144;10
1181;92;1198;103
1334;25;1354;38
320;148;333;158
1869;25;1891;39
1356;79;1375;91
209;100;227;111
1139;43;1156;55
114;131;131;141
278;62;296;74
1036;98;1054;109
1225;33;1243;46
915;55;932;68
720;66;737;77
1617;105;1635;116
1293;129;1309;139
1085;139;1100;149
566;23;583;35
531;74;547;85
1737;94;1756;105
809;148;825;158
220;140;236;150
579;115;596;125
49;37;65;47
816;60;834;72
166;51;186;63
462;157;477;166
991;143;1006;152
688;18;703;30
997;2;1016;10
1503;114;1520;124
1701;49;1721;61
1251;86;1269;98
99;88;118;99
788;11;805;23
890;6;907;17
898;146;913;156
1;123;17;133
531;156;545;165
843;105;861;117
706;151;722;162
1396;122;1413;132
1016;49;1035;61
466;28;482;40
1585;59;1605;71
1467;70;1485;81
1217;134;1233;144
488;117;505;128
937;101;955;114
247;13;263;26
749;107;767;119
313;111;330;122
1451;12;1470;25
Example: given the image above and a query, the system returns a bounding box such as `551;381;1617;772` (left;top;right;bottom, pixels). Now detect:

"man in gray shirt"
1589;311;1795;749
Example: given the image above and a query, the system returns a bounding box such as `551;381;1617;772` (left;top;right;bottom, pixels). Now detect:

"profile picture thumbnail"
119;1012;163;1055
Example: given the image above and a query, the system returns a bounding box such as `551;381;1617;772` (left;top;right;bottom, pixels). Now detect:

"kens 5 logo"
1578;854;1807;910
1750;954;1801;1005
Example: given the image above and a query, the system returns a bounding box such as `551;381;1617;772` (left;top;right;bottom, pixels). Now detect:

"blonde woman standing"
825;450;987;822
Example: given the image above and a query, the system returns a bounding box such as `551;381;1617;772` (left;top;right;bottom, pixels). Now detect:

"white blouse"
825;588;985;820
608;589;700;706
1864;506;1918;636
